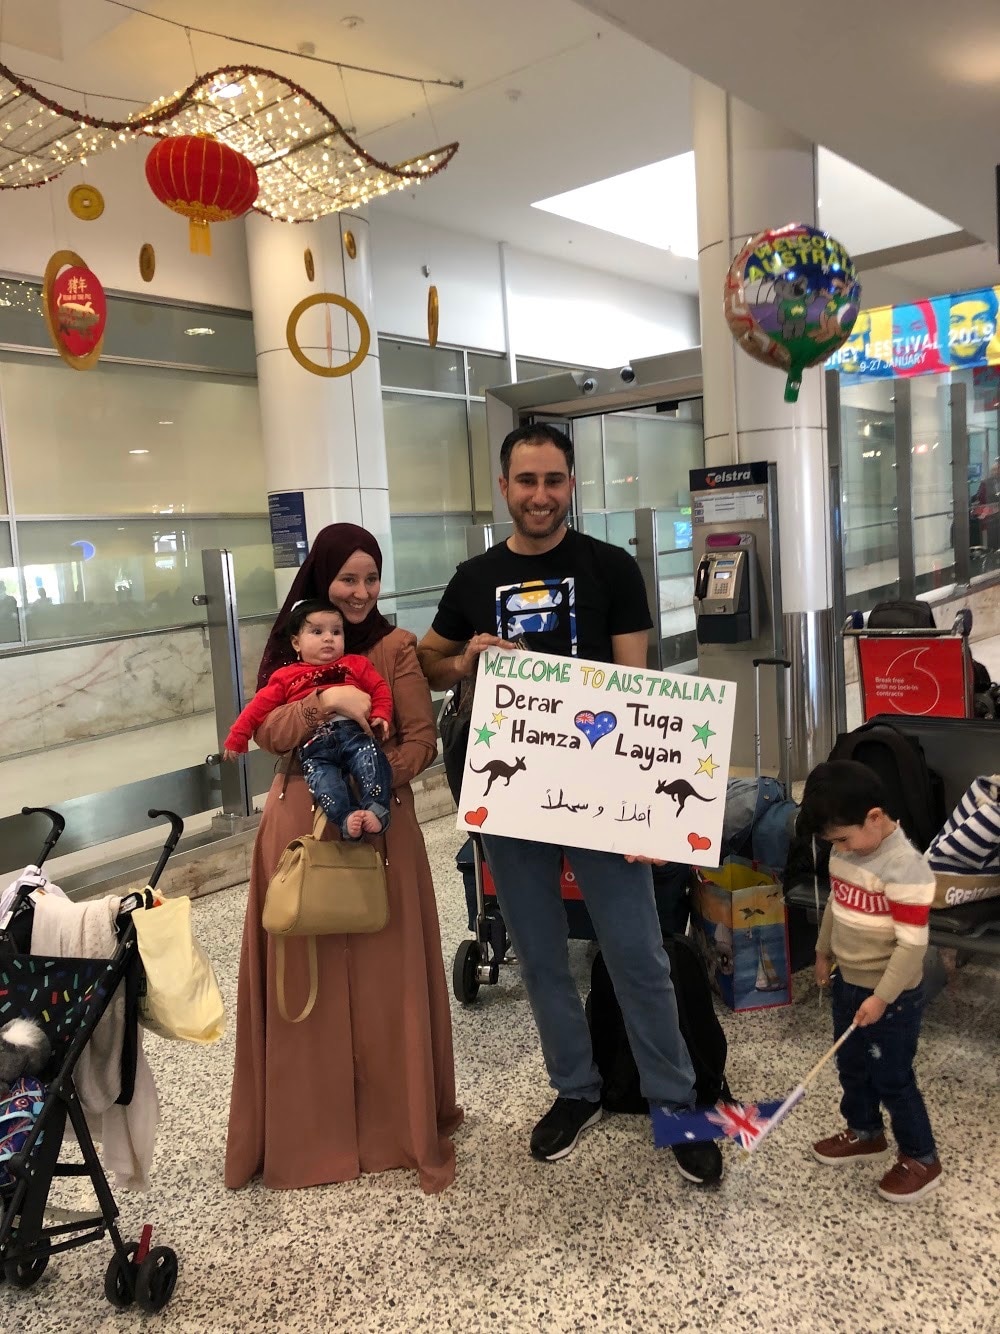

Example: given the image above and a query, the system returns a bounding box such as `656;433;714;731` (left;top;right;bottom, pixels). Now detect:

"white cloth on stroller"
0;866;67;930
29;894;160;1191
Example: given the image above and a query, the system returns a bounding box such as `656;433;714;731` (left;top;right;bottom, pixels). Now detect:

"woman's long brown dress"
225;628;462;1193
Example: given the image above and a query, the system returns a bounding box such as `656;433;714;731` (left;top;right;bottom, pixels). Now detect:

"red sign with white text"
49;266;106;360
858;637;970;719
483;859;583;901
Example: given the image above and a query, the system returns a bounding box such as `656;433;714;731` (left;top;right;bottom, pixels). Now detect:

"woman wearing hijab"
225;523;462;1194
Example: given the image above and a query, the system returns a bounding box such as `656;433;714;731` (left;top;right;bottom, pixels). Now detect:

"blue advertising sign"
268;491;308;570
827;285;1000;381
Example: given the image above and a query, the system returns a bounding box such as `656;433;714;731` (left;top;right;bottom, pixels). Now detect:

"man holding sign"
418;424;723;1186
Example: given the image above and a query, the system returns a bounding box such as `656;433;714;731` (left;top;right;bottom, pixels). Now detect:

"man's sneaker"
530;1097;602;1162
671;1140;723;1185
877;1154;943;1203
812;1130;889;1165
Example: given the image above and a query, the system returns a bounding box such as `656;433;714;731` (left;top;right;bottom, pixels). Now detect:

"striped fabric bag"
926;775;1000;909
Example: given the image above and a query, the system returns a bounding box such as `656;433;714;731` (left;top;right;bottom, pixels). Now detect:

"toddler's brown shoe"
812;1129;889;1164
876;1154;942;1203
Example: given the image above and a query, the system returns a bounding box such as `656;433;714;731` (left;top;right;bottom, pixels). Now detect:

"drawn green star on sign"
692;720;716;749
474;722;496;747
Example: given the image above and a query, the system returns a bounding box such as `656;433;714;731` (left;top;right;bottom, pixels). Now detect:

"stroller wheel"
453;939;482;1004
5;1236;51;1289
135;1245;179;1313
104;1242;140;1309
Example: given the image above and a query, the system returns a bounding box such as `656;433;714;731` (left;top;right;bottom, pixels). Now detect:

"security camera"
582;377;598;394
620;366;636;383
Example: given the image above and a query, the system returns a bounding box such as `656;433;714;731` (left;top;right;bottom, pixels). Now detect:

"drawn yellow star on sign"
492;711;508;727
697;754;719;779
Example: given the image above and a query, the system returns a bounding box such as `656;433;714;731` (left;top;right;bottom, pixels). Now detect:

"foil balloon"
724;223;861;402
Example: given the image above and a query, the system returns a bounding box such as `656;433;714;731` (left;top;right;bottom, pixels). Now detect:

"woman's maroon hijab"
256;523;393;688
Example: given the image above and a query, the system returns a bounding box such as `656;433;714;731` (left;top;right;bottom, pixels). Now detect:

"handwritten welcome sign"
456;649;736;864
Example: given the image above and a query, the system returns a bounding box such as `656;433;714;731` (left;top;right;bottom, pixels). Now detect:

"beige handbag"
263;808;388;1023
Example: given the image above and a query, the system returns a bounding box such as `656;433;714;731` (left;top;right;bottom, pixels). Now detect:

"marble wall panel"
120;632;209;726
0;651;50;755
38;638;127;748
0;624;224;758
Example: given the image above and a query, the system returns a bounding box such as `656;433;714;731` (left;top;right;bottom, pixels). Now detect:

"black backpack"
866;599;935;631
586;936;730;1113
827;720;947;852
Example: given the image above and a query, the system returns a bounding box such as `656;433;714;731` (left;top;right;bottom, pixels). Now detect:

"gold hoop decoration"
304;247;315;282
42;249;107;371
286;292;371;378
139;243;156;283
343;230;357;260
427;284;439;347
68;183;105;221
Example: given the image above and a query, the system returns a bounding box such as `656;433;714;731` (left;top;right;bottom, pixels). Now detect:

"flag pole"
745;1023;858;1154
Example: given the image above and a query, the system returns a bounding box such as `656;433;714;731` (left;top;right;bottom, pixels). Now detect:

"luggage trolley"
844;606;975;722
0;807;183;1314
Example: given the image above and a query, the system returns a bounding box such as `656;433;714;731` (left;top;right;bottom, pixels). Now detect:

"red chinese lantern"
144;134;259;256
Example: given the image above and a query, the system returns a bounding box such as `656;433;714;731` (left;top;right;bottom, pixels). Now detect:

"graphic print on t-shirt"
495;577;578;655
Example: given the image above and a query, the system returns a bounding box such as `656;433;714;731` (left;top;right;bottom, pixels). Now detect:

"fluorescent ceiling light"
129;449;149;455
532;152;699;258
184;326;215;336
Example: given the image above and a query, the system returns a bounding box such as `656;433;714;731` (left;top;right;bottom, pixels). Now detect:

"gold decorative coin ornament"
304;247;315;281
286;292;371;378
427;284;439;347
139;243;156;283
68;184;105;221
343;230;357;260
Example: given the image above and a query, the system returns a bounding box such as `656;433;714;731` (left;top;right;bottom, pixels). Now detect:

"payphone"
689;462;784;776
694;532;759;643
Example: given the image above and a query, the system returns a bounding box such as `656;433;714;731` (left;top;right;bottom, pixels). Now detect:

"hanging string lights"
0;62;459;222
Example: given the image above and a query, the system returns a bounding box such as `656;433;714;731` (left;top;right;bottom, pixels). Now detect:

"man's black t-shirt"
431;527;652;664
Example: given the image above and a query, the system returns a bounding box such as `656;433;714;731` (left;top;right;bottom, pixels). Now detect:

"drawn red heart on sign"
687;833;711;852
465;807;489;828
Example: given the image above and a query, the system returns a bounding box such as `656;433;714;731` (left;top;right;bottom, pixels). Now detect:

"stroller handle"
21;805;66;868
146;809;185;890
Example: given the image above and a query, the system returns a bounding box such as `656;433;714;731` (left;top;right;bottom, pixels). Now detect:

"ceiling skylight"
532;152;699;258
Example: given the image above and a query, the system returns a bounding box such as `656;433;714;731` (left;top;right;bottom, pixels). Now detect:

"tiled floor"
3;815;999;1334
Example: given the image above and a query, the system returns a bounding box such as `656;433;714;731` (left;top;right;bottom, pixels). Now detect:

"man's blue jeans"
481;833;697;1109
831;973;936;1161
299;720;392;838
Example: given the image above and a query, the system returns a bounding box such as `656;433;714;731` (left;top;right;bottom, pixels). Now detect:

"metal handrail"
0;610;276;659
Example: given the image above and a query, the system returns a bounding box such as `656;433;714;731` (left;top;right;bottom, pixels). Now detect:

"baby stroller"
0;806;182;1313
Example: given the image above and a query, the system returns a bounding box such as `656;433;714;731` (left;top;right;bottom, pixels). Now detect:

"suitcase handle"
752;657;791;669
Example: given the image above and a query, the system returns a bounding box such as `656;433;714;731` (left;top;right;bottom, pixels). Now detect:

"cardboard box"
690;858;791;1012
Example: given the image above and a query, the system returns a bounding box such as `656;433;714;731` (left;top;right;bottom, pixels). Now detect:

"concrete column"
693;80;835;775
245;211;392;601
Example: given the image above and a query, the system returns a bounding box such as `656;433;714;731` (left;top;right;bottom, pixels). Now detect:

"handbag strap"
275;937;319;1024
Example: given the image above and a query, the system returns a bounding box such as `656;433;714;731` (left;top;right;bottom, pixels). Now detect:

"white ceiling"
0;0;994;300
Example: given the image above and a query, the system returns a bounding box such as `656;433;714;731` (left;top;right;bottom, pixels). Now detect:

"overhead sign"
826;285;1000;381
456;648;736;864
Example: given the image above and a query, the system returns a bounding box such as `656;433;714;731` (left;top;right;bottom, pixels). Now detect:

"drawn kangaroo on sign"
655;778;716;817
470;756;527;797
